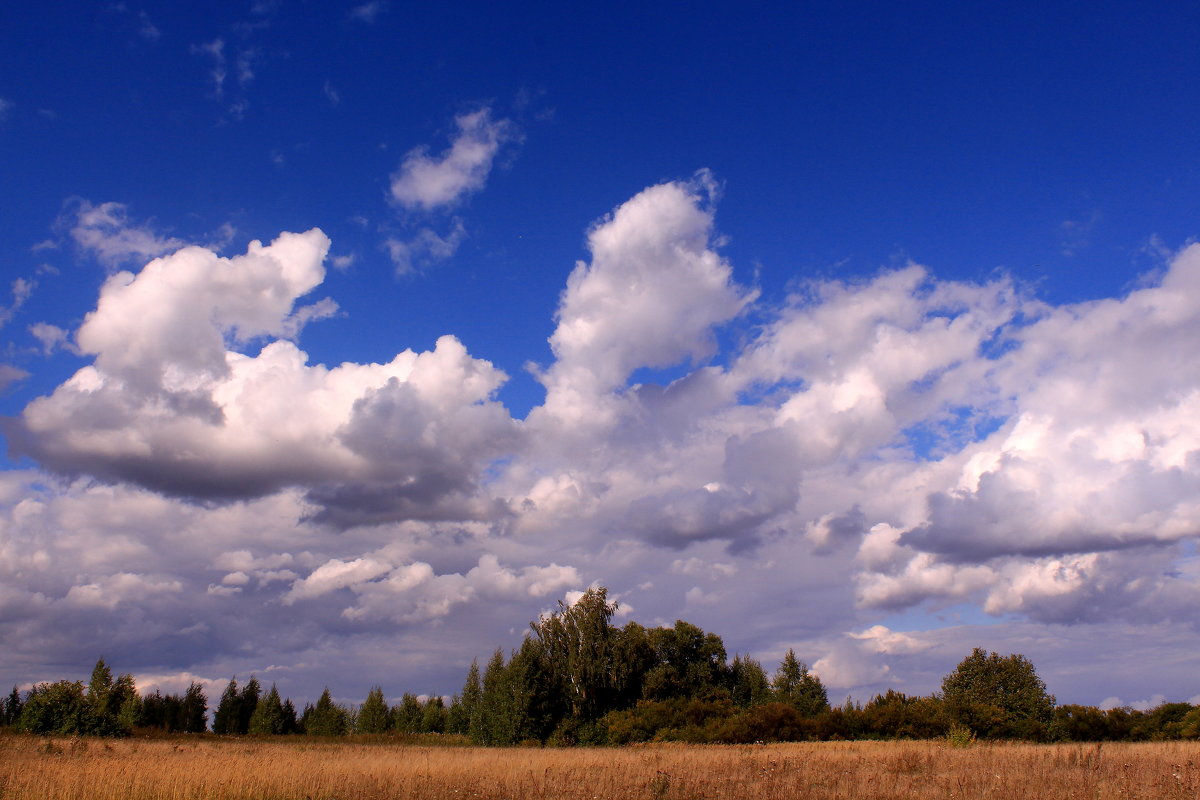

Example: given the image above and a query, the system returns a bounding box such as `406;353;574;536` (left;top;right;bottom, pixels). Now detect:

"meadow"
1;735;1198;800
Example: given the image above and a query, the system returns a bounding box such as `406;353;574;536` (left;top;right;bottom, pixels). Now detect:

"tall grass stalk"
1;733;1197;799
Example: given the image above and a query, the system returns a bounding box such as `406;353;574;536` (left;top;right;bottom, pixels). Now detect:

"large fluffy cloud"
4;230;519;525
5;176;1200;706
856;244;1200;622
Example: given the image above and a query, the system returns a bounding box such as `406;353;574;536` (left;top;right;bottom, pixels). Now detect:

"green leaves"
940;648;1055;738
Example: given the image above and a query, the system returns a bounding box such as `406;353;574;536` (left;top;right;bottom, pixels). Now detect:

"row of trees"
4;589;1199;743
208;677;451;736
0;659;206;737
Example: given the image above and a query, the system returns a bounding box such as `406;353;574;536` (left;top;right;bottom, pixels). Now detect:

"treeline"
0;659;206;736
4;588;1200;744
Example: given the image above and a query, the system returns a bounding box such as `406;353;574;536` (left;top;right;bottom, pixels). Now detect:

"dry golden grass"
1;733;1198;800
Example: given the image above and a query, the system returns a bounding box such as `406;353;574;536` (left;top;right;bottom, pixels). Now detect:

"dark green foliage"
457;660;482;738
16;659;137;736
357;686;390;734
3;686;23;727
940;648;1055;739
420;696;447;733
12;622;1192;747
603;696;736;744
248;684;285;735
212;678;240;735
82;659;137;736
771;649;829;716
642;621;729;701
476;648;518;745
528;587;621;722
706;701;810;743
1181;707;1200;739
729;654;771;708
860;690;948;740
1050;704;1125;741
1134;702;1193;740
303;687;347;736
16;680;89;735
181;682;208;733
237;676;261;735
281;698;299;734
391;691;424;734
445;693;468;736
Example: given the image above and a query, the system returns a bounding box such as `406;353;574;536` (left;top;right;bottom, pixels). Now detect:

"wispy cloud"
349;2;387;23
323;80;340;106
384;221;467;275
63;200;185;268
137;10;161;41
191;38;226;98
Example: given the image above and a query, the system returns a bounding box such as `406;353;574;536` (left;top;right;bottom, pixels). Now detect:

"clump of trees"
1;658;206;737
3;591;1199;744
443;587;832;745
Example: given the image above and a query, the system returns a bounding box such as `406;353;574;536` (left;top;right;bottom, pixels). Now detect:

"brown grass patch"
1;733;1197;799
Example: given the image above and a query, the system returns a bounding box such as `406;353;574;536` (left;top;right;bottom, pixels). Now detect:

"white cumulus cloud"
390;108;516;211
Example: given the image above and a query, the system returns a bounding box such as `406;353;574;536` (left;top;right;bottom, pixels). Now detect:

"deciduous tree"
940;648;1055;738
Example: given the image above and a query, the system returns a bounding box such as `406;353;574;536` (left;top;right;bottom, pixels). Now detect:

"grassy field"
1;734;1198;799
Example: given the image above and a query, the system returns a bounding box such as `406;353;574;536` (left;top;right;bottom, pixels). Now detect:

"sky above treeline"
2;0;1200;711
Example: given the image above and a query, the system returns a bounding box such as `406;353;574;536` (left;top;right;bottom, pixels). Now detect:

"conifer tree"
305;688;347;736
458;659;482;738
771;649;829;716
445;694;467;735
181;682;208;733
357;686;390;734
421;696;446;733
281;698;299;734
392;692;423;733
478;648;516;744
117;690;142;732
237;676;261;734
212;678;240;735
249;684;285;734
730;654;771;707
3;686;22;727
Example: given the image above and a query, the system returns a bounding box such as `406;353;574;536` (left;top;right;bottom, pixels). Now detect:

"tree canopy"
941;647;1056;738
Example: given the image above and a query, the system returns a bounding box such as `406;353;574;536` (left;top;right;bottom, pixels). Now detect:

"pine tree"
445;694;468;735
249;684;285;735
478;648;517;745
357;686;390;734
305;688;347;736
212;678;240;735
420;696;446;733
391;692;423;734
730;654;771;707
459;659;483;739
182;682;208;733
281;698;299;734
3;686;22;727
237;676;261;734
771;649;829;716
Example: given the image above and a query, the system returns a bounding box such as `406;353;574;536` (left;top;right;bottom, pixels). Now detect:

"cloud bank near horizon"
3;174;1200;702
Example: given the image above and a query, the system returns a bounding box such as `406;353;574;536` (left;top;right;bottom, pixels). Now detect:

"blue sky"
2;0;1200;711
